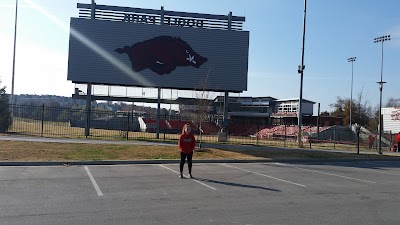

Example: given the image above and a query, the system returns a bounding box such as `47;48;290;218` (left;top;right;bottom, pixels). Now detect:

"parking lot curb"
1;157;400;166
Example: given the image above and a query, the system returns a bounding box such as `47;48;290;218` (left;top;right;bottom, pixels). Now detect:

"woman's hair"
182;123;191;134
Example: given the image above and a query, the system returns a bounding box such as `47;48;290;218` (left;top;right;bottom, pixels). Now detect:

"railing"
76;3;245;31
3;104;385;151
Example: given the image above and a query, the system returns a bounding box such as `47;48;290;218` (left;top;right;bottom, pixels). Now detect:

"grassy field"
0;140;396;162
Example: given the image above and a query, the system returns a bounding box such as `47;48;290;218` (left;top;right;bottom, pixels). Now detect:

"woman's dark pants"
180;152;193;174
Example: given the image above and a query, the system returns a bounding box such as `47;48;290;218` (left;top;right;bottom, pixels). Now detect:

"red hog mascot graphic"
115;36;208;75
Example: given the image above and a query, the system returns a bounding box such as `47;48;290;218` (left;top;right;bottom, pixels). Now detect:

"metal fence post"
164;114;166;142
357;129;360;154
333;125;336;149
284;123;287;147
309;124;312;149
41;104;44;137
126;112;130;140
317;103;320;140
131;108;136;140
256;123;259;146
85;83;92;138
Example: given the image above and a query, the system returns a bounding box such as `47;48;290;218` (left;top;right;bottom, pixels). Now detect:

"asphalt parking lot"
1;161;400;225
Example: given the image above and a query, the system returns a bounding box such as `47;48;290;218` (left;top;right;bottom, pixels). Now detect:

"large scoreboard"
67;4;249;92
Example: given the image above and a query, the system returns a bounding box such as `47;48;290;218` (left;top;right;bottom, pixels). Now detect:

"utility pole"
297;0;307;147
11;0;19;106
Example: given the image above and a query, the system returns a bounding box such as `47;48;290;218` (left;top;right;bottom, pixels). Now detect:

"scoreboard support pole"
85;83;92;137
156;87;161;139
223;91;229;136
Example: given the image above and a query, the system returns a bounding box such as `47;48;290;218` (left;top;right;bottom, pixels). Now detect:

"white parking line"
275;163;376;184
223;164;307;187
84;166;103;196
324;162;400;176
159;165;217;190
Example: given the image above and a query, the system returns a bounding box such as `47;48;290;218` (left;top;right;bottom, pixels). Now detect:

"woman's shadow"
194;177;281;192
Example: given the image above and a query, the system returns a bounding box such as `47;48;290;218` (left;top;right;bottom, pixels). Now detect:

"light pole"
374;35;390;154
297;0;307;147
11;0;18;105
347;57;356;127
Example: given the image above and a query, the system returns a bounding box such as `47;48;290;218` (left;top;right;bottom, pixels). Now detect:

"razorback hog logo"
115;36;207;75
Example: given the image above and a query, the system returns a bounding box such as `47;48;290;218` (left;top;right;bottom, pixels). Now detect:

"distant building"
214;96;315;125
382;107;400;133
274;98;314;115
178;96;341;127
176;97;215;118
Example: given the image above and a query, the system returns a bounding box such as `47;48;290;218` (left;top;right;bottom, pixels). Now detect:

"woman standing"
178;123;196;178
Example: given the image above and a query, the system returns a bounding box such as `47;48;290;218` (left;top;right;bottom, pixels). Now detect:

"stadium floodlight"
374;35;391;154
347;57;356;127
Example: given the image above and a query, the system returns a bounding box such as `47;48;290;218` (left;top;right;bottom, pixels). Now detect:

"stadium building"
179;96;315;124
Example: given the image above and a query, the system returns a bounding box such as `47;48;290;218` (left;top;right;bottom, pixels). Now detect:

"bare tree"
355;87;372;126
385;97;400;107
194;68;214;149
320;111;330;116
368;105;380;132
330;96;346;120
329;88;372;127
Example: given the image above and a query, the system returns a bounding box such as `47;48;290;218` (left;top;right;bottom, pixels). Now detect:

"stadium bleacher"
255;125;332;139
229;124;258;136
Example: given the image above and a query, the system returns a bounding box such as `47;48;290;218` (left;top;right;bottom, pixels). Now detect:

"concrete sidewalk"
0;134;383;154
0;135;176;146
1;134;399;167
